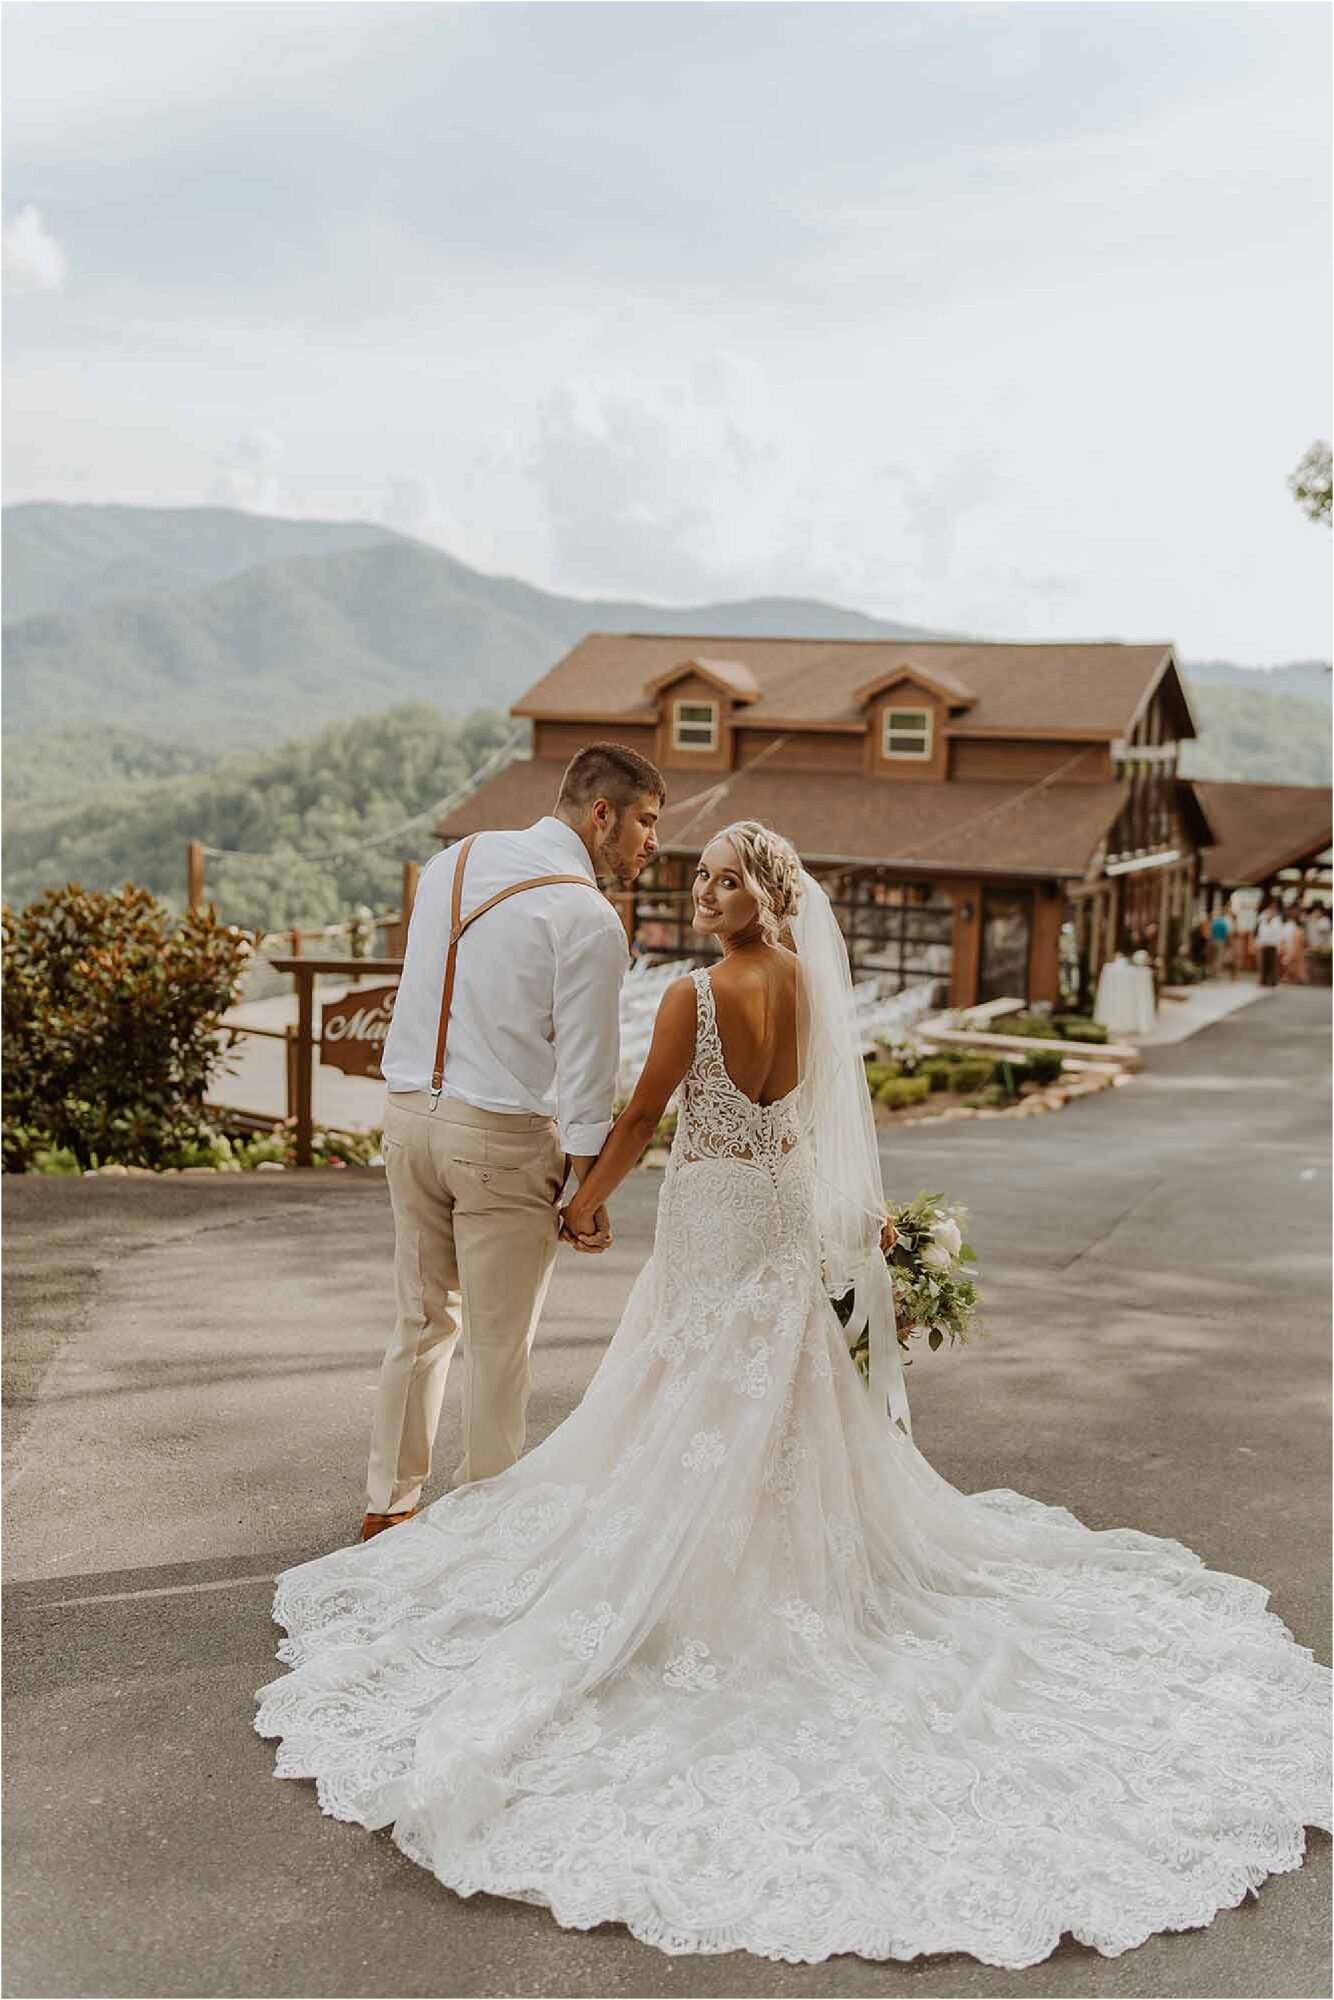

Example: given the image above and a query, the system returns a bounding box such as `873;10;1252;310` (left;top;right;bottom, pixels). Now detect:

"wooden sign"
320;984;398;1079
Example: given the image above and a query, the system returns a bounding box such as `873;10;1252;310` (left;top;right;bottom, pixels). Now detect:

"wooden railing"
266;956;403;1166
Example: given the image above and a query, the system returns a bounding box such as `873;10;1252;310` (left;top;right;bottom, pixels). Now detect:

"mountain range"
3;501;1329;800
4;502;943;749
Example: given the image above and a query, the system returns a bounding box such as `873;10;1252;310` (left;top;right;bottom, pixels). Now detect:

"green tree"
2;884;250;1170
1289;440;1332;527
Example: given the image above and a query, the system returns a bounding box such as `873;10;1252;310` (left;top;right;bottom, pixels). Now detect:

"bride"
255;820;1329;1969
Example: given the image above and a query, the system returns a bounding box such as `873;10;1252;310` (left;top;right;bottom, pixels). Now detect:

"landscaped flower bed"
860;1037;1110;1126
60;1120;384;1176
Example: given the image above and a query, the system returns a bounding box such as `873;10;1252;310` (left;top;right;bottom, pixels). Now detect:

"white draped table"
1093;956;1156;1036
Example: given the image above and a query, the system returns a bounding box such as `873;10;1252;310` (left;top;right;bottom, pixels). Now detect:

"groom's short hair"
557;742;666;813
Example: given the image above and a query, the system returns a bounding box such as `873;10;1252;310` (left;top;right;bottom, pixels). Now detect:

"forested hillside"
1178;682;1332;786
4;725;222;806
1186;659;1330;703
1;706;517;930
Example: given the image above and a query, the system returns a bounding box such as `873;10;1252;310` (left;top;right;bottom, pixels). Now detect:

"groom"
361;742;666;1541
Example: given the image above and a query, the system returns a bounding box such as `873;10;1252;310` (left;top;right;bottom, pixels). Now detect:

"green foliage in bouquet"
837;1191;982;1379
2;884;250;1172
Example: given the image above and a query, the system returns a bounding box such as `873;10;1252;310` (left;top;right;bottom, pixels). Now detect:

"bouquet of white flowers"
834;1190;982;1379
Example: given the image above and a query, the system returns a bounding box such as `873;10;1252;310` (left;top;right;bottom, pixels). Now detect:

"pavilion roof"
440;757;1131;881
1192;780;1333;886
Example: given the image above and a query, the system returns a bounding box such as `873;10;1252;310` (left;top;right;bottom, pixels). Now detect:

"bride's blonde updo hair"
710;820;804;944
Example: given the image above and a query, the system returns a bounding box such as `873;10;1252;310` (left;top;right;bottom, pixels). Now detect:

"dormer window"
882;708;932;760
673;699;718;750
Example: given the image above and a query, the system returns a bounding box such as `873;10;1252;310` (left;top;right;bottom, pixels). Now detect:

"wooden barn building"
439;634;1217;1011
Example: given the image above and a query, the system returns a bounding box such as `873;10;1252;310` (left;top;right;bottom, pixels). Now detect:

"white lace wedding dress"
255;968;1330;1969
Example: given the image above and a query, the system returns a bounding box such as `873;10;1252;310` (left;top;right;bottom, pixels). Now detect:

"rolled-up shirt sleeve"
551;913;628;1155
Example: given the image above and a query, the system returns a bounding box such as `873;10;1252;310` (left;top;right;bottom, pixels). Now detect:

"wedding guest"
1208;905;1233;977
1255;900;1285;988
1280;904;1307;984
1189;911;1210;972
1306;903;1332;953
1230;892;1258;974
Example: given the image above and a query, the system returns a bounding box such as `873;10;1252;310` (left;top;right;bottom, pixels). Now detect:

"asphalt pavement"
3;988;1330;1998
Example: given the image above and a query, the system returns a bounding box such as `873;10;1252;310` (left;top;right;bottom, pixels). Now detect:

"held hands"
880;1216;898;1254
559;1201;612;1254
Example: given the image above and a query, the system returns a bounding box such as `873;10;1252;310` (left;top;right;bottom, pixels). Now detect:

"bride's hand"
559;1202;612;1254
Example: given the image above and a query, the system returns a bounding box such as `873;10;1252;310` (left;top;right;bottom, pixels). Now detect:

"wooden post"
294;966;315;1168
948;879;982;1009
284;1025;298;1122
290;927;303;959
187;840;206;912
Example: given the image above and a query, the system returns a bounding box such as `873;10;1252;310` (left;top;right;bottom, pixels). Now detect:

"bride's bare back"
705;947;800;1106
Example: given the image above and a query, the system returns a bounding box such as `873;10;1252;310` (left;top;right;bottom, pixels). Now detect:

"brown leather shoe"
360;1507;418;1542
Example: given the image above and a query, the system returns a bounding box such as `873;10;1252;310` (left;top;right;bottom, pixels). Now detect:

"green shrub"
864;1059;904;1091
1053;1015;1108;1044
997;1010;1109;1046
875;1075;931;1110
922;1053;1001;1094
1019;1048;1065;1086
993;1012;1050;1038
946;1056;998;1095
2;883;250;1172
230;1120;382;1170
22;1137;82;1175
988;1057;1029;1101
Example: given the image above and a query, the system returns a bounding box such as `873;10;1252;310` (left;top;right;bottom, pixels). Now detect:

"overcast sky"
4;1;1330;660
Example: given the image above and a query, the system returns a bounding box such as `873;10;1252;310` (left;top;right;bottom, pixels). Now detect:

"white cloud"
380;471;464;552
528;353;1023;622
2;205;66;294
529;353;886;603
207;427;285;513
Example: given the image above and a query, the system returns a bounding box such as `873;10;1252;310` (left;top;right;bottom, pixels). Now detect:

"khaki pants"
366;1092;567;1514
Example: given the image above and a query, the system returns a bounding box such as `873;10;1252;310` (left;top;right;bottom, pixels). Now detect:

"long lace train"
255;970;1330;1967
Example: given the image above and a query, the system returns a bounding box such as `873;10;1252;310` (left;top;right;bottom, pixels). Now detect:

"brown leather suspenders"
428;832;604;1107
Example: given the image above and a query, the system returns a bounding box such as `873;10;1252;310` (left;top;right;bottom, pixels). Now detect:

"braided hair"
710;820;804;944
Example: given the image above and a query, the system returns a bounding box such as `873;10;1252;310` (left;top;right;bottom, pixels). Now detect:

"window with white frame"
673;699;718;749
882;707;932;760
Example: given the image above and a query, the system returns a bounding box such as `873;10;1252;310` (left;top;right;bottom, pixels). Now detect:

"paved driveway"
4;989;1329;1997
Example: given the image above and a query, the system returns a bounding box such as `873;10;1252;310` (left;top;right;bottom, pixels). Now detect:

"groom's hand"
558;1203;612;1253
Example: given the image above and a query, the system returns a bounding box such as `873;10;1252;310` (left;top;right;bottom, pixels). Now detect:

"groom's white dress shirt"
381;816;629;1156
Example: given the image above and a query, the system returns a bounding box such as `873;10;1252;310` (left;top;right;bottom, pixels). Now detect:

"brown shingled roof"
512;633;1186;740
440;758;1128;880
644;656;760;702
1192;781;1333;886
